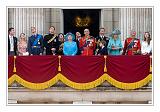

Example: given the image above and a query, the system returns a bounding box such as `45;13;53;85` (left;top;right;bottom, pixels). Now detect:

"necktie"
101;36;104;40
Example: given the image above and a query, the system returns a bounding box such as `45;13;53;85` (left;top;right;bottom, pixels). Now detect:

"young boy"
97;40;107;55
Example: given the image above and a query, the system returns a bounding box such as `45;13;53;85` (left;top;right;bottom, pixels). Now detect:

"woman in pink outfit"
17;33;29;56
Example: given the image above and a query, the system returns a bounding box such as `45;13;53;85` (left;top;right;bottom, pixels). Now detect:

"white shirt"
141;40;152;54
100;35;105;39
9;35;14;51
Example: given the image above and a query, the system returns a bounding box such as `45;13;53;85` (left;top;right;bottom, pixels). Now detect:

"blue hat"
112;29;121;35
65;32;75;41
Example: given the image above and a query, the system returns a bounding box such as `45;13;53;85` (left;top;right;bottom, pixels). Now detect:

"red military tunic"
79;35;96;56
122;37;141;55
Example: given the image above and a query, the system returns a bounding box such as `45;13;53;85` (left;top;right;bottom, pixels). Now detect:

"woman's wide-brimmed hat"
65;32;75;41
112;29;121;35
109;29;121;37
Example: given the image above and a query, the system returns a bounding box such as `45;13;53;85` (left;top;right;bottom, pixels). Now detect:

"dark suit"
8;36;18;55
74;39;81;55
97;46;108;55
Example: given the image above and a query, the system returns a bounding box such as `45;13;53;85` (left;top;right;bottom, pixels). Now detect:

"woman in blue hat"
63;32;78;56
107;29;123;55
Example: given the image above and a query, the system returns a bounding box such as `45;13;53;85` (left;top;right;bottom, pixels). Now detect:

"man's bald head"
84;29;90;36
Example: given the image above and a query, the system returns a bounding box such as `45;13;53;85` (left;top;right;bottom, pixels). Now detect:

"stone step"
8;87;152;104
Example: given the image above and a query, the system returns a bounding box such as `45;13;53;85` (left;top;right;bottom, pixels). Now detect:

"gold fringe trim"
105;73;152;90
57;73;107;90
150;66;152;72
58;55;61;71
8;74;16;85
13;56;16;73
8;73;152;90
7;73;106;90
8;74;59;90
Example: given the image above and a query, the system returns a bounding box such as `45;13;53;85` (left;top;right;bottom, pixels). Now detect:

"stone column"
100;9;104;28
8;8;45;39
50;8;61;34
43;8;51;35
102;8;113;36
120;8;152;41
113;8;121;29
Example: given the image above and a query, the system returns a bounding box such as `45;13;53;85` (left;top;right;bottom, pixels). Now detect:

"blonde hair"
19;33;27;42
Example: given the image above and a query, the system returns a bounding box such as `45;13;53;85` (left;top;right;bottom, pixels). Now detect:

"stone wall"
120;8;152;41
101;8;120;36
8;8;45;38
8;8;152;41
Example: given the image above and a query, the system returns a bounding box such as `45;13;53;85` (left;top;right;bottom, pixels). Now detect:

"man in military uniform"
28;27;43;55
95;27;109;55
122;30;141;55
43;26;59;55
79;29;96;56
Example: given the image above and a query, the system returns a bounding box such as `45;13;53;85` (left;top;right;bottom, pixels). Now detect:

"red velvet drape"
106;55;150;83
8;56;14;78
61;56;104;83
15;56;58;83
8;55;151;84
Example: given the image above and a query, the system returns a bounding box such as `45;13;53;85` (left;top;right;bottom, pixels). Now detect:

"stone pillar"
100;9;104;28
113;8;121;29
101;8;121;38
120;8;152;41
8;8;45;39
43;8;51;35
50;8;61;35
102;8;113;36
60;9;64;33
8;8;14;30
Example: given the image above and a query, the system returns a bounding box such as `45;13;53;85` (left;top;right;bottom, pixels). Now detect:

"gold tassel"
58;66;61;71
13;56;16;73
150;56;152;73
104;66;107;72
104;55;107;72
150;66;152;72
58;55;61;71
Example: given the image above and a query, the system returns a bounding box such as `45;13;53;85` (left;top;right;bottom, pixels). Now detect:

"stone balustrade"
8;81;152;104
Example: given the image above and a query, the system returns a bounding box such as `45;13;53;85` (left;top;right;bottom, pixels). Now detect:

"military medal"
38;40;40;44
